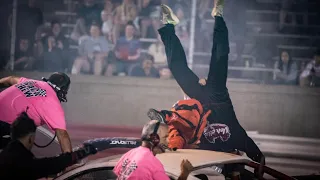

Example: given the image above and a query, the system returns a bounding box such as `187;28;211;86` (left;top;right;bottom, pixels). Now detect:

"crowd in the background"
1;0;320;87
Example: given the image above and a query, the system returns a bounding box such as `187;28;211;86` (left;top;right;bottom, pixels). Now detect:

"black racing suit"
158;16;263;162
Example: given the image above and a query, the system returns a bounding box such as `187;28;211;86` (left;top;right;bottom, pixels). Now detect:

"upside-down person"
113;120;194;180
0;72;72;153
147;0;265;172
148;91;211;150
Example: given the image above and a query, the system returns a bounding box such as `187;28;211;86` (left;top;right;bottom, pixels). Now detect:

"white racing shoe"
160;4;180;25
211;0;225;17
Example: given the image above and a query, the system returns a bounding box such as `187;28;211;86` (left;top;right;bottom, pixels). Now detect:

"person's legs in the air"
203;0;265;169
205;0;230;93
158;4;207;101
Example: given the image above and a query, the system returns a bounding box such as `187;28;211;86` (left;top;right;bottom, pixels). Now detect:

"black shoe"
147;109;166;123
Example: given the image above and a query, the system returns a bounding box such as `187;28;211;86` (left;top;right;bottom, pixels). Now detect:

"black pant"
0;121;11;149
159;17;263;162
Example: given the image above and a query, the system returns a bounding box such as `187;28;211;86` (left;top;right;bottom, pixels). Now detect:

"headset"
41;72;70;103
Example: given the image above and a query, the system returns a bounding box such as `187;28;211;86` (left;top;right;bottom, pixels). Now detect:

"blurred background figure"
11;38;35;71
148;34;167;67
71;0;103;43
101;0;114;44
300;49;320;87
273;50;298;85
113;0;138;41
107;22;141;76
72;23;111;75
174;4;190;51
129;54;159;78
41;36;65;72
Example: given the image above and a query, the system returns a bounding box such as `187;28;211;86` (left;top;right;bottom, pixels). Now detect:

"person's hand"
198;78;207;86
180;159;193;175
82;143;98;155
73;143;98;162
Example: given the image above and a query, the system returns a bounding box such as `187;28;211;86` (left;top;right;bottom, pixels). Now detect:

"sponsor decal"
203;123;231;143
110;140;137;145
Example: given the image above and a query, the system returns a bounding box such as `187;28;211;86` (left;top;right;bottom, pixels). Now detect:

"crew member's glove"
73;144;97;162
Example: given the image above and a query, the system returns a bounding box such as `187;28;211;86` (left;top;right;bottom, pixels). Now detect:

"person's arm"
56;129;73;153
300;61;313;78
168;127;185;150
177;159;193;180
29;144;97;179
177;172;190;180
129;49;141;60
114;40;122;59
128;43;141;60
29;152;75;179
148;44;155;55
0;76;21;87
39;100;72;153
78;39;87;57
14;56;29;65
286;62;298;82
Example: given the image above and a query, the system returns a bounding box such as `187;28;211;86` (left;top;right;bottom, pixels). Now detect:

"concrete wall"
1;71;320;138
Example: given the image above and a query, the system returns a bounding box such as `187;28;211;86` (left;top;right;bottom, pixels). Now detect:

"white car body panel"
55;149;252;180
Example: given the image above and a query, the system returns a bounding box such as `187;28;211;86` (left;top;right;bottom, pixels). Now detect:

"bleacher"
40;0;319;82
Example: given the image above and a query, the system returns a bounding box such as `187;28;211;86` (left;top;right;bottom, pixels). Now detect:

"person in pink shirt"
0;72;72;153
113;120;193;180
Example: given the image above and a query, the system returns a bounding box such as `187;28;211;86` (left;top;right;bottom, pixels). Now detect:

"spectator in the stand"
113;0;138;41
71;0;103;43
49;20;70;53
274;51;298;85
148;34;167;67
138;0;161;38
101;0;115;44
279;0;308;31
107;22;141;76
299;49;320;87
39;20;70;72
9;0;43;44
42;36;65;72
72;23;111;75
13;38;35;71
130;54;160;78
159;67;172;80
174;5;189;50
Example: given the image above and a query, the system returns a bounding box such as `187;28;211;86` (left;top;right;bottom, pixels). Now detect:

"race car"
52;137;297;180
